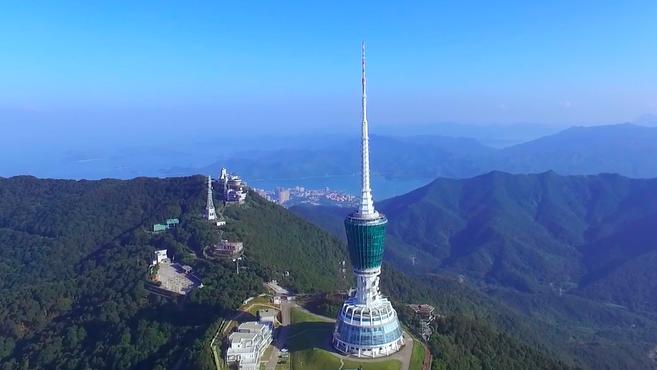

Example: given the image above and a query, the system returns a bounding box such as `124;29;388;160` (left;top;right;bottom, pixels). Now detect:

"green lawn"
409;338;426;370
343;358;401;370
290;307;333;323
246;303;277;315
288;308;401;370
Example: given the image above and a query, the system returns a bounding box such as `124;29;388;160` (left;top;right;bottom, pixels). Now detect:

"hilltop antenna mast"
359;42;377;218
206;176;217;221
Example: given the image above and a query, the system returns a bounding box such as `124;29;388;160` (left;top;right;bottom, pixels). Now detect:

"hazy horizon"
3;1;657;180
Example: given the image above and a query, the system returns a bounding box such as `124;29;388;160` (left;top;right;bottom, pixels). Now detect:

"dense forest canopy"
0;175;580;370
0;176;347;369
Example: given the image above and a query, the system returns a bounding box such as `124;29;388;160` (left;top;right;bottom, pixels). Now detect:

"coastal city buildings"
332;43;404;358
276;188;290;204
256;186;357;207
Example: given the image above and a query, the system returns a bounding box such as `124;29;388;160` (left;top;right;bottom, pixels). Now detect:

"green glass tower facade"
344;214;387;271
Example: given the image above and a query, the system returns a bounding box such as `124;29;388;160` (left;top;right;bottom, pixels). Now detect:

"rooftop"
229;331;258;345
258;309;278;320
238;321;266;333
408;304;435;314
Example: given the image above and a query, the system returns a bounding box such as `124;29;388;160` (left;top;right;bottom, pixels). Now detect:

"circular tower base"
332;297;404;358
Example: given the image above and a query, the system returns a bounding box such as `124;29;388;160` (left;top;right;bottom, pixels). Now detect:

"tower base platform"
332;297;404;358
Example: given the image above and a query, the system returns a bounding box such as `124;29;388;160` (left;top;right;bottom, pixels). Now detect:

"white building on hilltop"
219;168;247;204
151;249;168;266
226;322;272;370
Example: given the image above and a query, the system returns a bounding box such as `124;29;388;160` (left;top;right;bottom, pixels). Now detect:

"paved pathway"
264;301;293;370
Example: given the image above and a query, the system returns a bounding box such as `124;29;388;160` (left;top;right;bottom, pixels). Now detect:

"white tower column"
354;269;381;305
359;42;378;219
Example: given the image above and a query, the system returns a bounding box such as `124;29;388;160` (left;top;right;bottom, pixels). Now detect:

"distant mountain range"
497;123;657;177
375;121;564;147
291;171;657;369
208;124;657;186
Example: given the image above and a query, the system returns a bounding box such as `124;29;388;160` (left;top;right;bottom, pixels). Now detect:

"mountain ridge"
204;124;657;189
291;170;657;369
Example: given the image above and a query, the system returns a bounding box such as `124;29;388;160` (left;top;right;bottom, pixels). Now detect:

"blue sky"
1;0;657;138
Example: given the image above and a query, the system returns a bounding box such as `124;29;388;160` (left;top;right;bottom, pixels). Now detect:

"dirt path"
421;340;432;370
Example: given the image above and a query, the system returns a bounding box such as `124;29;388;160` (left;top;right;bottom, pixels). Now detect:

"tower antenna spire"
359;41;376;217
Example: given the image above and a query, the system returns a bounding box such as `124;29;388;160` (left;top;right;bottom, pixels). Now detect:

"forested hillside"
0;176;348;369
381;268;580;369
0;176;260;369
220;193;349;293
0;175;582;370
291;171;657;369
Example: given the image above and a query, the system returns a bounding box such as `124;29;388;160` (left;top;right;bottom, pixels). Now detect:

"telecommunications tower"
206;175;217;221
332;43;404;358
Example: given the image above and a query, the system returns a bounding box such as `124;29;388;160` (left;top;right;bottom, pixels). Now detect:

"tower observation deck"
332;43;404;358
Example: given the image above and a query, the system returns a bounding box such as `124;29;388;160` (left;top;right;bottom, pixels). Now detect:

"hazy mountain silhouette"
497;123;657;177
207;123;657;184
